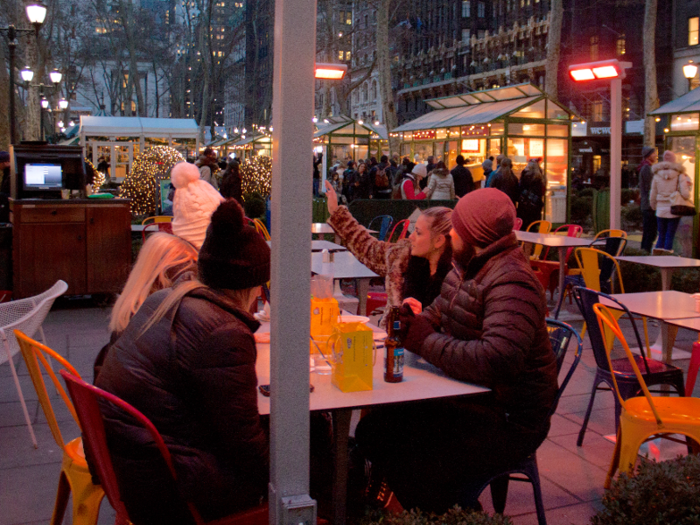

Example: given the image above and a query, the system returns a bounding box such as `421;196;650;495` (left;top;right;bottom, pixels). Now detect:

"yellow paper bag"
328;322;374;392
310;296;339;339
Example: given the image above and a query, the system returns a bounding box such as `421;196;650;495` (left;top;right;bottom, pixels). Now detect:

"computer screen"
24;163;63;190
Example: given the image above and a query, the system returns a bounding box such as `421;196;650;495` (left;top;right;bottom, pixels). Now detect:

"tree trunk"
0;43;10;149
377;0;399;155
643;0;659;147
544;0;563;101
24;38;41;140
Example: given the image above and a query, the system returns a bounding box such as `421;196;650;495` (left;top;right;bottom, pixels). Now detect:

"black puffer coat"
96;286;268;523
421;233;558;432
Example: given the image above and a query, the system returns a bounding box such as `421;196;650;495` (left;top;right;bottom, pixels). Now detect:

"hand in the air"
324;180;339;215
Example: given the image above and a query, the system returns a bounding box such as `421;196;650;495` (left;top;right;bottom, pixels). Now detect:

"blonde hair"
421;206;452;240
139;279;259;336
109;233;198;334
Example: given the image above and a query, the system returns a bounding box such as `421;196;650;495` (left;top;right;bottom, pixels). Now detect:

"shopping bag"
328;322;375;392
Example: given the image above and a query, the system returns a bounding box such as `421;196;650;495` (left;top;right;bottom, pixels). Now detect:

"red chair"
142;216;174;242
687;340;700;397
387;219;410;243
60;370;269;525
366;292;388;316
530;224;583;300
513;217;523;231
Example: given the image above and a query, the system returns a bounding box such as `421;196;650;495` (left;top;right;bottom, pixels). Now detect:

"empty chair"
15;330;105;525
387;219;410;243
525;220;552;261
142;215;174;242
367;215;394;242
459;319;583;525
0;280;68;447
592;304;700;488
531;224;583;300
60;370;269;525
593;228;627;240
252;218;271;241
572;287;685;446
686;339;700;397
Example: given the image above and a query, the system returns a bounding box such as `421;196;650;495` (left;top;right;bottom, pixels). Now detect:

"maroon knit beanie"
452;188;516;248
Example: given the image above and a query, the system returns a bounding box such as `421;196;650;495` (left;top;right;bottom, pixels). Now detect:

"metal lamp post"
21;67;62;140
0;2;47;145
569;58;632;230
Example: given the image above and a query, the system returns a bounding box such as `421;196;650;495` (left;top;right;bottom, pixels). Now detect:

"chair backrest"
60;370;181;523
572;286;652;374
574;247;625;294
0;280;68;366
594;228;627;240
142;216;173;226
387;219;410;243
592;303;664;426
15;330;81;449
525;220;552;260
589;236;628;258
513;217;523;231
542;224;583;261
252;219;271;241
368;215;394;242
546;318;584;416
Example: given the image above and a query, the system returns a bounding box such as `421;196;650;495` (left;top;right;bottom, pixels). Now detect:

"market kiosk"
394;83;575;224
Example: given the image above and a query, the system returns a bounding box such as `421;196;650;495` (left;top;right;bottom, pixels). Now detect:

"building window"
690;17;699;46
591;100;603;122
346;50;351;61
616;34;626;56
478;2;485;17
462;28;470;42
346;11;352;24
462;1;470;17
339;50;344;60
590;35;599;61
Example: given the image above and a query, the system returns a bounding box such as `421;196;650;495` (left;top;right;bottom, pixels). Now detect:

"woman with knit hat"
96;199;270;524
170;161;225;249
650;150;692;254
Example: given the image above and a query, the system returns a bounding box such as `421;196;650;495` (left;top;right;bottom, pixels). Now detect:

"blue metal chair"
367;215;393;242
459;319;584;525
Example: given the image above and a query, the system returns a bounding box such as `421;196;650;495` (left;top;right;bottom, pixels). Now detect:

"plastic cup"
314;354;333;375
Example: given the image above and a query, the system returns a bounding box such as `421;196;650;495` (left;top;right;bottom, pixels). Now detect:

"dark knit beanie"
452;188;516;248
198;200;271;290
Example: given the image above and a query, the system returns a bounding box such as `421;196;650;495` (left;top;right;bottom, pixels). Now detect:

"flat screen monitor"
24;163;63;190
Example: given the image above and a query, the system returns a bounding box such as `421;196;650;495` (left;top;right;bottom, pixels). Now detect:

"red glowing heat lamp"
568;59;631;82
315;63;348;80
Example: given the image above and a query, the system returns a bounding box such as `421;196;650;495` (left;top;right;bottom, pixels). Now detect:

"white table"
254;321;488;524
312;222;341;244
607;291;700;363
515;231;592;317
266;240;346;252
616;256;700;357
311;251;379;316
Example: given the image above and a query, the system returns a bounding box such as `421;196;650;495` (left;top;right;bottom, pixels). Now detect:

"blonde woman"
94;232;198;379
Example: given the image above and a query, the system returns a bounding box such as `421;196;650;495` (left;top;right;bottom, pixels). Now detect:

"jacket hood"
431;168;449;177
651;160;685;180
184;286;260;333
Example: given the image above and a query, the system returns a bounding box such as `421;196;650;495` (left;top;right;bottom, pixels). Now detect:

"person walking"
650;150;692;254
400;163;428;200
450;155;474;198
424;161;455;200
489;157;519;205
352;161;372;200
196;148;220;189
638;146;658;252
486;154;504;187
219;160;243;204
517;159;546;230
370;155;392;199
313;152;323;197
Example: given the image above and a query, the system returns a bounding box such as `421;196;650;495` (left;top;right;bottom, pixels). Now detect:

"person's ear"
433;233;446;250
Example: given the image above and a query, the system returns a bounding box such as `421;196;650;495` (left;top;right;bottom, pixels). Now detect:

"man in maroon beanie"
355;188;558;513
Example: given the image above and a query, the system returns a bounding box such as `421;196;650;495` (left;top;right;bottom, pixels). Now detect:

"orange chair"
686;339;700;397
524;220;552;261
252;218;271;241
142;216;174;242
15;330;105;525
531;224;583;299
594;229;627;241
592;304;700;488
387;219;410;243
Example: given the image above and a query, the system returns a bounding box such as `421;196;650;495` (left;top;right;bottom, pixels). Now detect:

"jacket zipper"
448;263;466;311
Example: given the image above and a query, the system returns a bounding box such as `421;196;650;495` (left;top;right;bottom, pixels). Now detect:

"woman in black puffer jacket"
96;199;270;524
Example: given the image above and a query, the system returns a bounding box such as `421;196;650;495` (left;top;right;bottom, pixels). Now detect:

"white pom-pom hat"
170;162;224;249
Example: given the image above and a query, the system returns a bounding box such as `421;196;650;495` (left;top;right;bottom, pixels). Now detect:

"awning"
394;96;541;132
313;116;387;139
649;88;700;115
79;116;199;138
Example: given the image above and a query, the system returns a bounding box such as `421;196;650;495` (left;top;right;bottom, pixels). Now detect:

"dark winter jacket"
96;286;269;523
638;160;654;212
450;165;474;197
489;170;520;205
220;164;243;204
419;233;558;432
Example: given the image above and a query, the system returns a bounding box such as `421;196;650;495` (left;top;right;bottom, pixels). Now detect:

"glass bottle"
384;306;404;383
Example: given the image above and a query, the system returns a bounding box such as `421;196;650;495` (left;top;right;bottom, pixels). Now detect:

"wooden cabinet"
10;199;131;299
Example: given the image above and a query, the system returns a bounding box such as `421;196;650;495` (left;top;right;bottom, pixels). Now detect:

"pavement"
1;291;698;525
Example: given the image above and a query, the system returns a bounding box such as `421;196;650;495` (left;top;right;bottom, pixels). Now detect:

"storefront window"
513;100;545;119
669;135;696;256
508;123;545;135
414;143;433;161
489;122;504;135
545;139;568;188
670;113;699;132
434;141;445;161
488;138;501;159
401;143;412;157
446;140;459;168
547;124;569;137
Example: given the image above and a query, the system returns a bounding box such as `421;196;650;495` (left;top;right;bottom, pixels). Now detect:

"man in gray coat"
638;146;658;252
356;188;558;513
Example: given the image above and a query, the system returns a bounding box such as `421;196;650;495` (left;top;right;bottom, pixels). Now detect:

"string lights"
84;159;105;190
119;146;185;215
240;155;272;200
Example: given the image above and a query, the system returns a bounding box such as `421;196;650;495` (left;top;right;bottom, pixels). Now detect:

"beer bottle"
384;306;404;383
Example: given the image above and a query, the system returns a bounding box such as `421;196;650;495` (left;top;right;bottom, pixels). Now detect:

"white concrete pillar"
269;0;317;523
610;77;622;230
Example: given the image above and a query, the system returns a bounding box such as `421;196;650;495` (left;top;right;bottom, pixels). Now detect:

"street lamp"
683;61;698;92
49;69;62;84
20;66;34;82
0;2;47;144
569;58;631;230
22;67;64;140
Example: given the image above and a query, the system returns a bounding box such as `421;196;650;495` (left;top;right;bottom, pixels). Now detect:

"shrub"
592;454;700;525
618;247;662;293
621;188;639;205
579;188;596;198
570;195;593;229
361;507;513;525
243;191;266;219
621;204;642;233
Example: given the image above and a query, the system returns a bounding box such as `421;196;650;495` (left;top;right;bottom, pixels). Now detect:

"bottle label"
392;346;404;376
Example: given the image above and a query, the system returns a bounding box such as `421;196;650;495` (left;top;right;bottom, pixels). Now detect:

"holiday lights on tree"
85;159;105;190
240;155;272;199
119;146;185;215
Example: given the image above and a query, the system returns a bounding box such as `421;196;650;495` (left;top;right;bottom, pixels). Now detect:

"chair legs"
577;373;609;447
53;442;106;525
687;342;700;397
51;471;71;525
3;339;38;448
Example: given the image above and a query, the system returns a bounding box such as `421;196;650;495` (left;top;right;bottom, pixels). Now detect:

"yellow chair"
252;218;271;241
592;304;700;488
594;229;627;240
15;330;105;525
525;220;552;261
575;247;650;351
142;215;174;242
